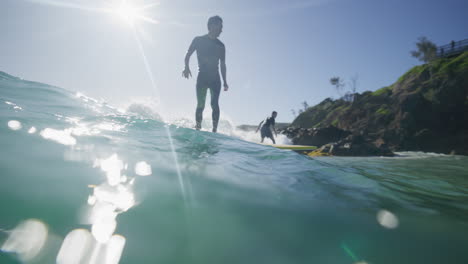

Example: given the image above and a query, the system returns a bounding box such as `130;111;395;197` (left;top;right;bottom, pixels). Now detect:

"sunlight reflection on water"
58;153;151;263
7;120;22;130
28;126;37;134
377;209;399;229
40;128;77;146
1;219;48;261
3;116;153;263
135;161;152;176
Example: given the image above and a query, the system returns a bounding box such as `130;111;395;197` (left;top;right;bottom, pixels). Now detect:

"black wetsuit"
188;35;225;131
261;117;275;139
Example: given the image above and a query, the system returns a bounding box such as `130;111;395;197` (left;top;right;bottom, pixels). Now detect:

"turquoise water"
1;72;468;264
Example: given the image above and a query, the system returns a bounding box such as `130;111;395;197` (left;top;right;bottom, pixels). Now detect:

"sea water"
1;71;467;264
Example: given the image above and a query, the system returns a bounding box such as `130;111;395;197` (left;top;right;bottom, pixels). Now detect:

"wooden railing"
437;39;468;58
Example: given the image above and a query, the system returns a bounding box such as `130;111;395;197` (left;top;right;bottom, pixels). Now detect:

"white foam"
394;151;451;159
122;97;162;120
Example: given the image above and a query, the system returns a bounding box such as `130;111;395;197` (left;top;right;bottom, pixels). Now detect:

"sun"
110;0;159;25
115;2;139;24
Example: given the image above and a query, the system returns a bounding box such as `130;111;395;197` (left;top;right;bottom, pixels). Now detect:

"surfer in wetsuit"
182;15;229;133
256;111;278;144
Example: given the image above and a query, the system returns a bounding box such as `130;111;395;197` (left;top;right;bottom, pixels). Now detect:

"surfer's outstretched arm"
183;38;197;79
256;121;264;133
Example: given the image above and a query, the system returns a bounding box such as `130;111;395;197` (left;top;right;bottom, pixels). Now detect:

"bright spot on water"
71;126;92;136
75;92;98;102
99;154;124;186
95;122;124;132
56;229;92;264
1;219;48;261
85;201;113;225
70;123;103;136
7;120;22;130
57;229;125;264
28;126;37;134
90;203;117;243
92;217;117;244
65;116;81;124
135;161;152;176
5;101;22;110
93;184;135;212
40;128;77;146
85;155;135;244
105;235;126;264
88;195;97;205
377;209;399;229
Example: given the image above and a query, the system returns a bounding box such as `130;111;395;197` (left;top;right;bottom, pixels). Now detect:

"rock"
288;126;351;146
308;134;394;157
332;137;394;157
286;126;395;156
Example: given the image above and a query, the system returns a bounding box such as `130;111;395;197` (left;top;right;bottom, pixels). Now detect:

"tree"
330;76;345;97
342;92;354;102
411;36;437;63
348;74;359;102
350;74;358;94
302;101;309;111
291;109;297;118
330;75;359;102
292;101;309;118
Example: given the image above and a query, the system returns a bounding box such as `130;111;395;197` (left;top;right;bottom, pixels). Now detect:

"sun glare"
111;1;159;25
115;2;138;24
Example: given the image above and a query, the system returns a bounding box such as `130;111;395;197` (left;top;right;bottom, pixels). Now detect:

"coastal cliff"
286;52;468;156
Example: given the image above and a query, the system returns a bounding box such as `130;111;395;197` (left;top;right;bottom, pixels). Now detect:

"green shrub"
376;106;390;115
372;86;392;96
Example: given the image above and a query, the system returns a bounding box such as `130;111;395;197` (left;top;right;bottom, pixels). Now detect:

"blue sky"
1;0;467;124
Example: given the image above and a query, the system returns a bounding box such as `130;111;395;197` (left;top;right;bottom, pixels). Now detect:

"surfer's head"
272;111;278;118
207;16;223;38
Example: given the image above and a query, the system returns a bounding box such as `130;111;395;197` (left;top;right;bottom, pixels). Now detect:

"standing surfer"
182;15;229;133
256;111;278;144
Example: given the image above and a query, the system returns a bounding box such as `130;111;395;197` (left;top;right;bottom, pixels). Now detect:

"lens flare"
7;120;22;130
111;0;159;25
135;161;152;176
377;209;399;229
1;219;48;261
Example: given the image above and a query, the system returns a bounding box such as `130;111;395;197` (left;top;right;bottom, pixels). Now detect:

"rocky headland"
284;52;468;156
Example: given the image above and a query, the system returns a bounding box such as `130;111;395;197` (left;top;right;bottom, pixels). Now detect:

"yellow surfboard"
261;144;317;151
